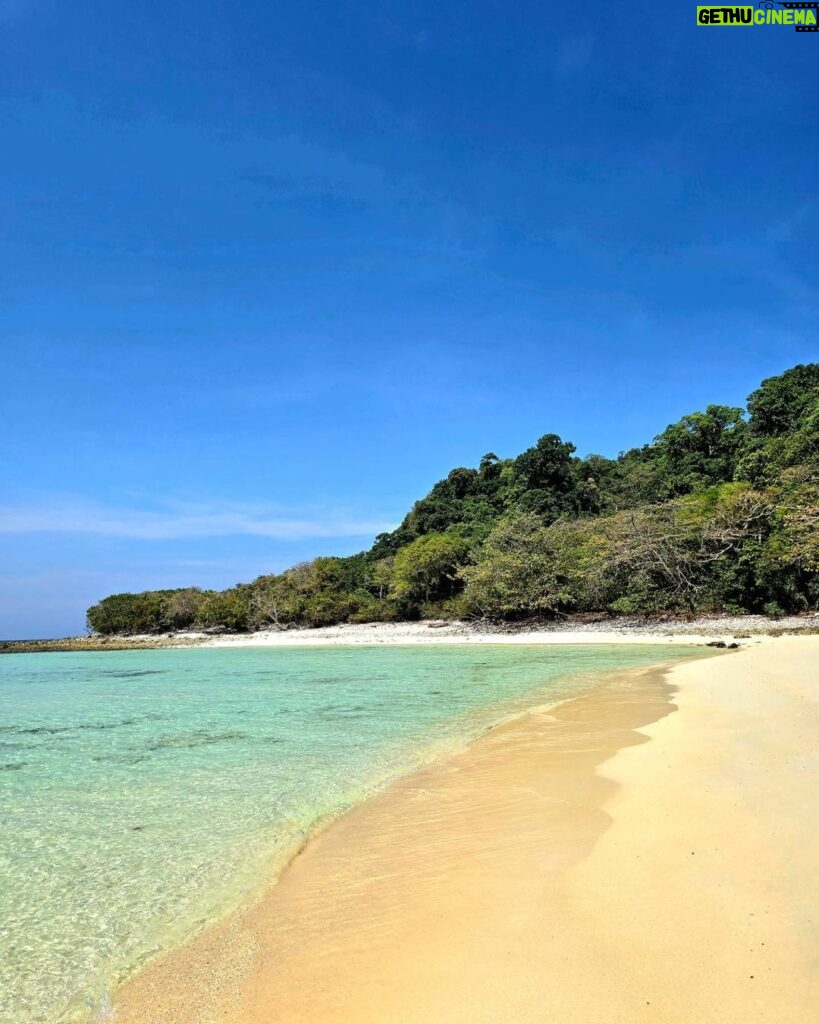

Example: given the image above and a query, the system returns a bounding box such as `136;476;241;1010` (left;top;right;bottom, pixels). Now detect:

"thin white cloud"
0;498;395;541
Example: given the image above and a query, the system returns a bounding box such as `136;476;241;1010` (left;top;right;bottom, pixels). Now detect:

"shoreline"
110;655;686;1023
108;635;819;1023
4;611;819;654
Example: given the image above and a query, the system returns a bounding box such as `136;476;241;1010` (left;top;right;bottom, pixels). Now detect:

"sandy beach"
200;613;818;649
110;635;818;1024
5;613;817;654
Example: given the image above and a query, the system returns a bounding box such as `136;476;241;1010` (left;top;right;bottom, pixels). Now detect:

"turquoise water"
0;643;703;1023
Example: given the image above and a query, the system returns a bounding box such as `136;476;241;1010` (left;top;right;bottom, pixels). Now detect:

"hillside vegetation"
88;364;819;635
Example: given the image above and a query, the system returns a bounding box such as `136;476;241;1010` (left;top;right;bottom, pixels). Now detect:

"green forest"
87;363;819;635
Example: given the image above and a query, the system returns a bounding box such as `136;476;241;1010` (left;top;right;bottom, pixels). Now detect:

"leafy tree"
460;513;571;618
653;405;747;495
166;588;206;629
738;366;819;485
511;434;578;520
247;573;304;630
758;478;819;612
747;364;819;438
198;587;253;632
390;532;470;608
596;486;773;614
87;590;175;634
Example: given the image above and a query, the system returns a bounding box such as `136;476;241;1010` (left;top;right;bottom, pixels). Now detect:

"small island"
78;363;817;641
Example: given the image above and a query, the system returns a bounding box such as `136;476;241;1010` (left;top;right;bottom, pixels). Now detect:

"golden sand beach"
112;636;818;1023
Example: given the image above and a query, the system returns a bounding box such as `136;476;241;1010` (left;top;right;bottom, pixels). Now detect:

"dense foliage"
87;364;819;634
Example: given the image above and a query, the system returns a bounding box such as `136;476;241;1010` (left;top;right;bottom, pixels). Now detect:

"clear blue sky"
1;1;816;638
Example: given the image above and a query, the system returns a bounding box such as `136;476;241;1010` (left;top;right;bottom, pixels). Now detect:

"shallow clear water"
0;643;703;1023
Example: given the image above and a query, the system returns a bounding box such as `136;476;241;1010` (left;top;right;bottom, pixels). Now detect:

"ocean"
0;643;703;1023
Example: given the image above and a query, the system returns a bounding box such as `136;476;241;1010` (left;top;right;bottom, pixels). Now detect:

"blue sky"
1;1;816;638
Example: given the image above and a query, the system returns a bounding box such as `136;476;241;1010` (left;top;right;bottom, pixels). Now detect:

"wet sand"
111;637;818;1023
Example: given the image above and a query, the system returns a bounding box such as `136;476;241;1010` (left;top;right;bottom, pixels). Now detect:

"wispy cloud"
0;498;395;541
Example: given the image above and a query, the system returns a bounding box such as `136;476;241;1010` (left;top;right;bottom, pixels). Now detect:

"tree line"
87;363;819;634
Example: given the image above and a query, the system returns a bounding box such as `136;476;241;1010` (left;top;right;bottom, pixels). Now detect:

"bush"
87;591;174;634
197;587;252;632
460;513;571;619
390;532;470;607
